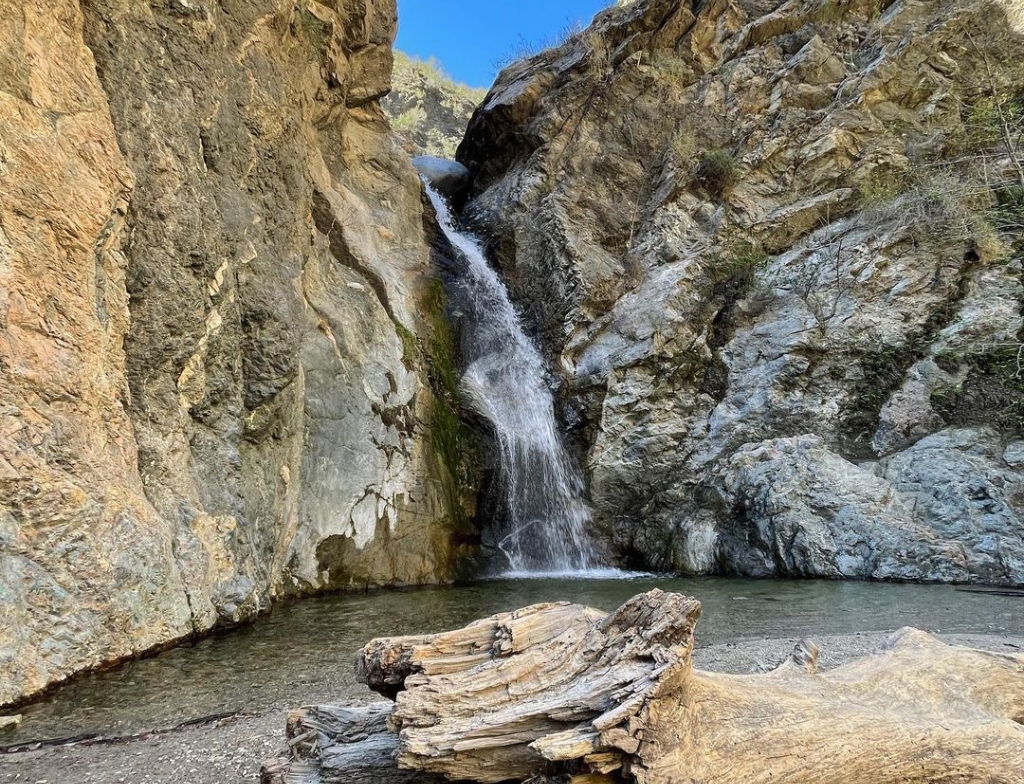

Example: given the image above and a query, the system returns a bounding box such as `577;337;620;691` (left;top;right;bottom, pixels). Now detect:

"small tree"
792;229;853;338
961;25;1024;230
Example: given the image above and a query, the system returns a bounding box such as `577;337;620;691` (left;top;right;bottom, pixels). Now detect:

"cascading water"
424;183;602;576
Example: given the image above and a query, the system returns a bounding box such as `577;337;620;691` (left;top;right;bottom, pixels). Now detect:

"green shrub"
392;106;427;133
855;166;1006;260
669;130;697;165
854;170;912;212
493;20;587;70
695;150;739;199
991;186;1024;232
392;52;487;104
294;9;331;63
963;93;1024;149
707;240;769;285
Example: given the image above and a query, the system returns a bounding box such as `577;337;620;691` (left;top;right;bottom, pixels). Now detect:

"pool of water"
6;576;1023;745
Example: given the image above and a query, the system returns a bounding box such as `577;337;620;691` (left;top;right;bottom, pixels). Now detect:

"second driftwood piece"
265;589;1024;784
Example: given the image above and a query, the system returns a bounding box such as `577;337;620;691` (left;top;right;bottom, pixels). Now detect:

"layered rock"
0;0;477;705
459;0;1024;580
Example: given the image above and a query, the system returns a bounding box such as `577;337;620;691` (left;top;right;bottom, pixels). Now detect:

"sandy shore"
3;631;1022;784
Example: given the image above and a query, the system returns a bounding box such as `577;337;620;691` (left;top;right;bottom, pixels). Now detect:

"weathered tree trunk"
263;590;1024;784
260;703;446;784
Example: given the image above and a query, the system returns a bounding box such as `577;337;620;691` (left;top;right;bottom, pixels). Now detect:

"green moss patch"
932;344;1024;434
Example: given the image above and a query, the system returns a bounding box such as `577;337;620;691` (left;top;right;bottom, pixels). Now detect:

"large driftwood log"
263;589;1024;784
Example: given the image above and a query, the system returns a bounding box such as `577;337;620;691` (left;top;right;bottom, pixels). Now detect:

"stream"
6;576;1023;746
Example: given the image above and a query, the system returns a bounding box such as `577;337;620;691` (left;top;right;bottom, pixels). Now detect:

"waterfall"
424;183;603;576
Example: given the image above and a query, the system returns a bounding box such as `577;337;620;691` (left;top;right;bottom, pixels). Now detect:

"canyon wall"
459;0;1024;581
4;0;1024;709
0;0;476;706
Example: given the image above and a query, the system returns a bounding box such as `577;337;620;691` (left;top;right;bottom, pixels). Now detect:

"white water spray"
424;183;602;575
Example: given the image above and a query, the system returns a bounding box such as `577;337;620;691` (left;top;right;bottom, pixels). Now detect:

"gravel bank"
4;631;1021;784
8;630;1024;784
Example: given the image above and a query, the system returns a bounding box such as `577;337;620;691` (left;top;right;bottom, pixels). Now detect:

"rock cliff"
459;0;1024;580
0;0;476;706
4;0;1024;711
384;53;486;158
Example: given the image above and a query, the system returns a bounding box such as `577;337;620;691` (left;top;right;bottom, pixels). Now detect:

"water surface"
7;577;1023;745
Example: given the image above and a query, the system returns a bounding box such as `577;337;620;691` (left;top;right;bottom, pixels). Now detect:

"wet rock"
413;156;471;201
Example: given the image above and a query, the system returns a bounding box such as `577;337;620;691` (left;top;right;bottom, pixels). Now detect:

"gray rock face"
0;0;477;706
715;436;937;581
713;431;1023;583
880;429;1024;583
458;0;1024;581
412;156;471;201
1006;442;1024;468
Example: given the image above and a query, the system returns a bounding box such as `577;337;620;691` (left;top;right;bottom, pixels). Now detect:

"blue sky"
395;0;611;88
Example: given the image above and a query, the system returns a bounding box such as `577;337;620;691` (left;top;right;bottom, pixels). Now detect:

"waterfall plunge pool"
5;576;1023;746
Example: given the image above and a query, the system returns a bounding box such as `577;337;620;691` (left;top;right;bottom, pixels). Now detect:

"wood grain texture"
263;589;1024;783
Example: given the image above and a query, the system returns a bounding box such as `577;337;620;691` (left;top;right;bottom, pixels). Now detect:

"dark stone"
413;156;471;202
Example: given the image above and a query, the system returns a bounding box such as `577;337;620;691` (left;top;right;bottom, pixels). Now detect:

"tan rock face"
0;0;193;705
0;0;477;705
459;0;1024;579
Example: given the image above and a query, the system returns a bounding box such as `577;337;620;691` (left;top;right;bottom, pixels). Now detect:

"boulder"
713;432;1024;583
